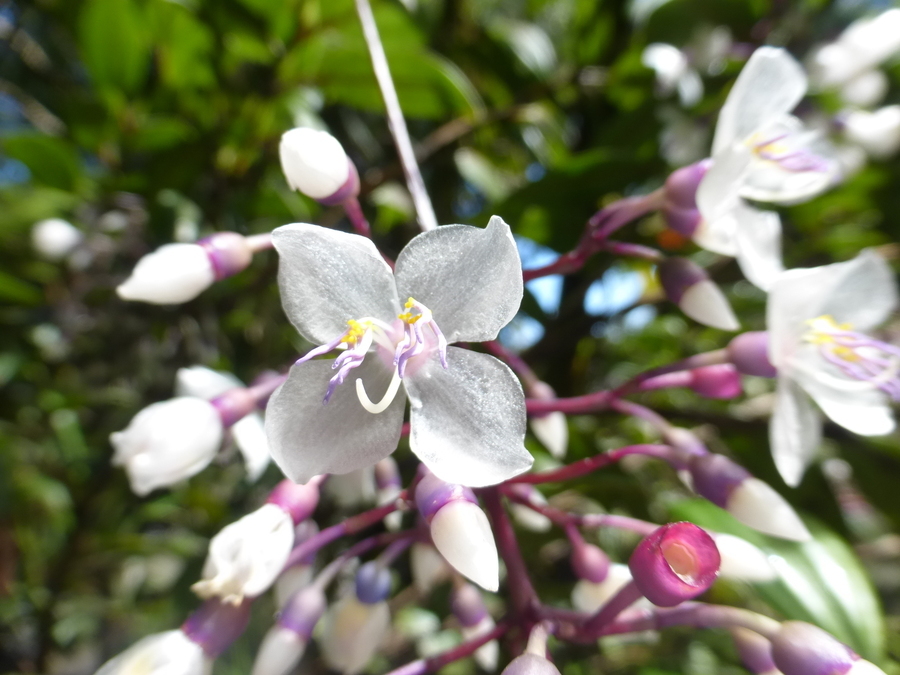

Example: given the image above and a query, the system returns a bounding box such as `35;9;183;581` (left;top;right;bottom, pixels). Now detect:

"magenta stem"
247;373;288;408
482;488;538;615
609;399;673;436
600;240;664;262
613;349;730;396
504;444;677;485
577;580;644;636
343;197;372;238
383;620;511;675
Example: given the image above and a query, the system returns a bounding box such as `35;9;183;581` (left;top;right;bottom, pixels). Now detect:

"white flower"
110;397;223;496
697;47;840;290
843;106;900;159
279;128;352;201
319;593;391;675
266;216;533;487
117;244;215;304
176;366;271;481
94;630;210;675
642;43;703;107
767;249;899;486
32;218;83;261
192;504;294;604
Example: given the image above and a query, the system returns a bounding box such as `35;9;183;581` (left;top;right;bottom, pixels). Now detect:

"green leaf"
0;269;43;305
2;134;80;191
78;0;150;93
670;498;886;662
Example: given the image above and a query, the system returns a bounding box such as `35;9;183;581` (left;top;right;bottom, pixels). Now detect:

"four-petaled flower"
697;47;840;290
767;249;898;486
265;216;533;488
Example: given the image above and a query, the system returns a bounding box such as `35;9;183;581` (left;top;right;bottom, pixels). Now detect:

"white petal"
770;377;822;488
430;500;499;592
192;504;294;602
265;359;405;484
279;128;350;200
231;414;271;482
840;69;888;108
110;397;222;496
405;347;532;487
95;630;209;675
726;476;812;541
712;47;807;154
793;366;896;437
272;224;400;345
175;366;241;399
319;595;391;675
117;244;215;305
679;280;740;330
695;146;751;256
32;218;83;260
394;216;524;343
845;105;900;159
733;203;784;291
818;249;898;331
530;412;568;458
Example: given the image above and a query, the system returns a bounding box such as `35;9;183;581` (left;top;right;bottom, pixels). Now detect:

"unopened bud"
32;218;83;261
279;127;359;204
528;382;568;458
416;471;499;592
500;654;562;675
689;364;742;399
771;621;887;675
410;542;451;594
571;563;636;613
267;479;320;524
728;331;777;377
252;586;326;675
662;161;710;239
658;258;739;330
731;627;780;675
94;630;209;675
451;583;499;671
629;522;720;607
375;458;403;531
844;105;900;159
274;520;319;608
713;533;777;582
507;484;553;532
689;453;811;542
181;598;252;658
571;541;611;583
355;562;392;604
319;592;391;675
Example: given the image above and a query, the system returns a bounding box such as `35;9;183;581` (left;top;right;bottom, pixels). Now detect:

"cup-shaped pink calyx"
629;522;720;607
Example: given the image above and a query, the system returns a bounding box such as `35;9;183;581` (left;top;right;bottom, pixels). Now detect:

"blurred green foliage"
2;0;900;673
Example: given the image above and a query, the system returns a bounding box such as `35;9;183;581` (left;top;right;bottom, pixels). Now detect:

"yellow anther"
405;298;416;309
398;297;423;324
804;315;859;361
341;319;370;344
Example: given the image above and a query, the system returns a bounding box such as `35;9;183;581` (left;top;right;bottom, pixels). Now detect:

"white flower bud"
410;542;451;594
192;504;294;604
319;594;391;675
110;397;223;496
430;501;499;592
461;616;500;671
251;626;307;675
844;106;900;159
712;533;778;582
727;478;811;542
117;243;215;304
94;630;210;675
530;412;568;459
32;218;83;261
279;128;353;201
274;564;315;609
570;563;635;613
840;69;888;107
326;467;376;508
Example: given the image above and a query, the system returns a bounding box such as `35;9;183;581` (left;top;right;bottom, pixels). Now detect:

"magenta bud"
500;654;562;675
689;364;743;399
197;232;252;281
450;583;489;628
374;457;402;491
728;332;777;378
659;258;708;304
771;622;883;675
181;598;252;658
414;470;477;523
210;387;257;427
629;522;720;607
267;479;320;524
278;586;327;639
731;627;779;675
571;542;611;583
688;453;751;509
662;161;710;238
355;561;392;604
315;160;360;206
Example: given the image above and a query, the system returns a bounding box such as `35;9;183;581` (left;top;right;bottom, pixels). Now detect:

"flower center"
746;130;834;174
803;314;900;400
295;297;448;413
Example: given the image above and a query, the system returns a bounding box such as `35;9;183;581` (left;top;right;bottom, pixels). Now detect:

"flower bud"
688;453;811;542
356;562;392;604
689;364;743;399
571;563;636;613
326;466;376;508
658;258;739;331
840;69;888;107
279;127;359;204
731;627;780;675
32;218;83;261
94;629;210;675
110;397;223;496
500;654;562;675
117;232;253;304
728;332;777;378
662;161;710;239
844;106;900;159
319;592;391;675
771;621;887;675
528;382;568;458
252;586;326;675
375;457;404;531
508;484;553;532
451;583;499;671
629;522;720;607
181;598;252;659
267;479;320;524
415;471;499;592
571;541;611;583
274;520;319;608
410;542;451;594
191;503;295;604
713;533;777;583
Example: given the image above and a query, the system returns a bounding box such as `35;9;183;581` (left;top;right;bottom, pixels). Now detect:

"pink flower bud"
451;583;499;671
662;161;710;238
771;622;887;675
500;654;562;675
689;364;743;399
628;522;720;607
278;586;327;640
197;232;253;281
279;127;359;204
731;627;780;675
210;387;257;428
571;542;611;583
267;479;320;524
181;598;252;658
658;257;739;330
727;331;777;378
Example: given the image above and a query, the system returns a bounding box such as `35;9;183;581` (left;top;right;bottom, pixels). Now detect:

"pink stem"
504;444;677;485
383;620;511;675
482;487;538;615
343;197;372;238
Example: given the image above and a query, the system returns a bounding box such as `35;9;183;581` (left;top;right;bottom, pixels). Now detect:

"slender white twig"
355;0;438;232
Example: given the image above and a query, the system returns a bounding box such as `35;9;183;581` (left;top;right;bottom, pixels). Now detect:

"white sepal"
712;533;777;582
192;504;294;604
726;478;811;542
319;594;391;675
430;501;500;592
110;397;222;496
117;243;215;304
94;630;211;675
32;218;83;261
251;626;307;675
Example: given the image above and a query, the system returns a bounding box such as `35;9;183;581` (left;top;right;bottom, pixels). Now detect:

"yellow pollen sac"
803;315;859;361
341;319;369;344
398;297;423;324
